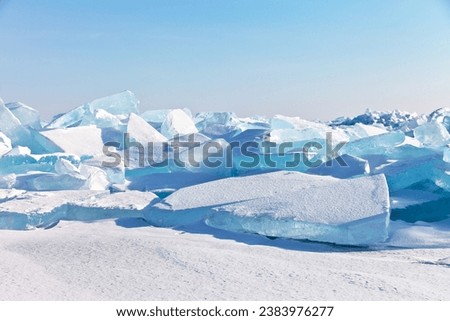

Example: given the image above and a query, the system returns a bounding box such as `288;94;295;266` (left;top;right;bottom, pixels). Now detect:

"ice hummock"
1;91;450;247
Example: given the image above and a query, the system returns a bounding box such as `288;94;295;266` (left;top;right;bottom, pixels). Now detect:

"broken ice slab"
5;102;42;130
342;123;388;140
414;121;450;147
146;171;390;245
140;109;171;127
270;115;330;131
54;158;80;175
0;102;62;154
307;154;370;178
40;125;104;156
81;155;125;184
194;112;239;137
79;164;110;190
270;115;348;144
88;90;139;115
0;101;29;145
140;108;192;128
0;190;105;229
80;108;123;129
0;152;80;176
14;172;87;191
0;190;158;230
46;91;139;129
373;154;447;192
341;131;405;157
160;109;198;139
384;144;438;161
64;191;158;221
0;153;39;175
171;137;231;175
126;113;167;145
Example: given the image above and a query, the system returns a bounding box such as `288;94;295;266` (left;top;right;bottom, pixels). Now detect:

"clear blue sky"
1;0;450;120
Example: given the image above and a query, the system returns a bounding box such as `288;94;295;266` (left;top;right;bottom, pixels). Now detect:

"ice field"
1;91;449;300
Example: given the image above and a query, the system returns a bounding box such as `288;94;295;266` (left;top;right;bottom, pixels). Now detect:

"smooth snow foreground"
0;219;448;300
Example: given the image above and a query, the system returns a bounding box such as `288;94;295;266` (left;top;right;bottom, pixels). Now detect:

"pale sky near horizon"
1;0;450;121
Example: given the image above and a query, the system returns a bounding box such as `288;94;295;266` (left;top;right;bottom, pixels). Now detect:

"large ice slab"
147;172;390;245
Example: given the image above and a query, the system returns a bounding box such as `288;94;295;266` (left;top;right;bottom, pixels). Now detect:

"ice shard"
46;91;139;129
6;102;42;130
414;121;450;147
161;109;198;139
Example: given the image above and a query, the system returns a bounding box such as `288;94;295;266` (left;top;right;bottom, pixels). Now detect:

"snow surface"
0;219;448;300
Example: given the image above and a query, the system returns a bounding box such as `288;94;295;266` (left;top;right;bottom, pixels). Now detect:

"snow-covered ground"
0;219;448;301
